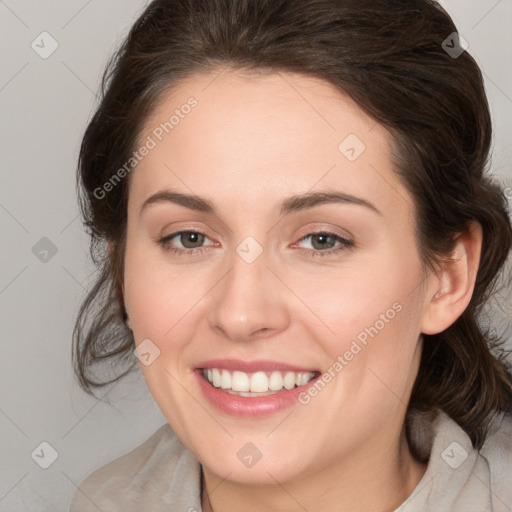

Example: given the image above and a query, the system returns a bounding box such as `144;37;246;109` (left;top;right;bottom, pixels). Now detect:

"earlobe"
421;221;483;335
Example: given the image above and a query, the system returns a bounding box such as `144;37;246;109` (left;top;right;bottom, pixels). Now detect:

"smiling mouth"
201;368;319;397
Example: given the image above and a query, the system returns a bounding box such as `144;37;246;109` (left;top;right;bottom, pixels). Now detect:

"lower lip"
195;370;318;418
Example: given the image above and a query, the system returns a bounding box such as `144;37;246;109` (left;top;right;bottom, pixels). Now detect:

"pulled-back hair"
73;0;512;449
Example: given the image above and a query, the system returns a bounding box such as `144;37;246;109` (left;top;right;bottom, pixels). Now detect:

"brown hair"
73;0;512;449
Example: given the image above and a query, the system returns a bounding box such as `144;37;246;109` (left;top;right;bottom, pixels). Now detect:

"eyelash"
157;229;354;259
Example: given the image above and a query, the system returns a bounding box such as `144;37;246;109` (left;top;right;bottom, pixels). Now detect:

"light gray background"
1;1;511;510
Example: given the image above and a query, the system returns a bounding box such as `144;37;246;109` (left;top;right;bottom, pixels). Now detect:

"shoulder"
399;409;512;511
479;412;512;511
69;423;202;511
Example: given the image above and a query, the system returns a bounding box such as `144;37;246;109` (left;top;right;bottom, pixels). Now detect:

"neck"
201;428;427;512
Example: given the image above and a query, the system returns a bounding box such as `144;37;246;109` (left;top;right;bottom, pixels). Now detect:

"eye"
156;229;353;258
157;230;217;254
294;231;354;258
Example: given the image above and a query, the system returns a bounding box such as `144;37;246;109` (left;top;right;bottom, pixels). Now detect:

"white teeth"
269;371;283;391
283;372;296;390
220;369;231;389
232;371;250;392
203;368;316;394
250;372;268;392
212;368;221;387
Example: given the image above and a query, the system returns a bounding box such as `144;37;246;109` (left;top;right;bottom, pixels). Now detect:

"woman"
70;0;512;510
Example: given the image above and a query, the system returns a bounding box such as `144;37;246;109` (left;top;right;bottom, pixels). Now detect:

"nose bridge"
207;240;289;341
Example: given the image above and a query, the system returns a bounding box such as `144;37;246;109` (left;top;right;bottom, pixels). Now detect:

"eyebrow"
139;189;382;217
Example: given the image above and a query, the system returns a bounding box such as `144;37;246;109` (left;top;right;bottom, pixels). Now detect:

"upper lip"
195;358;318;373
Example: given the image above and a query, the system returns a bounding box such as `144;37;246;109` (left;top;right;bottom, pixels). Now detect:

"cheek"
123;243;212;342
294;249;425;405
291;250;423;351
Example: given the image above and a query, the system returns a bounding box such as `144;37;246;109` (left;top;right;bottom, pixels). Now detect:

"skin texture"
120;68;482;512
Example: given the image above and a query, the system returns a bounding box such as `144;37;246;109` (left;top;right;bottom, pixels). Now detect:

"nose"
207;245;290;342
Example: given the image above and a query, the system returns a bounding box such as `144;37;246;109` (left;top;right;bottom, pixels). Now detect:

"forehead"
129;68;412;221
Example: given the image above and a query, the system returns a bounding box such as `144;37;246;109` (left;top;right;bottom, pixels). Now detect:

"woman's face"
123;69;436;484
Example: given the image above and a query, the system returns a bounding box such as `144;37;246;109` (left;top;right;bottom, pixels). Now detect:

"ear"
420;221;483;335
